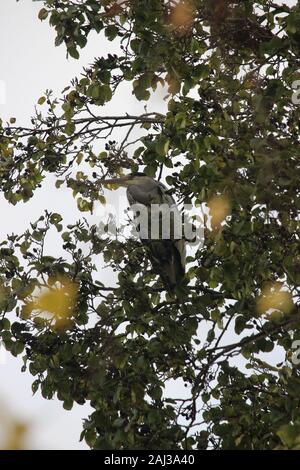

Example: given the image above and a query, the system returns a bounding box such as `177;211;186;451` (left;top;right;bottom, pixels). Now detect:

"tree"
0;0;300;450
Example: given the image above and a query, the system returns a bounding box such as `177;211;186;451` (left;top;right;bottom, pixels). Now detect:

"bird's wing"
151;181;186;276
127;180;175;206
174;237;186;274
126;185;153;206
127;179;186;289
126;186;137;206
157;181;176;205
145;239;185;290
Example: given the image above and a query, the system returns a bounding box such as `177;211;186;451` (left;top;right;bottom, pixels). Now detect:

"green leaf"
38;96;46;105
105;25;118;41
277;423;300;449
68;46;79;60
65;122;75;136
38;8;48;21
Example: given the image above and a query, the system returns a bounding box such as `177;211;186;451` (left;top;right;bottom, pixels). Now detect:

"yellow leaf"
34;277;78;323
169;1;196;33
257;282;294;316
207;195;231;229
99;195;106;205
3;421;28;450
2;148;13;157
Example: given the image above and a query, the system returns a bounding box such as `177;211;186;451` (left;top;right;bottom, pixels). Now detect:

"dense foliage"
0;0;300;449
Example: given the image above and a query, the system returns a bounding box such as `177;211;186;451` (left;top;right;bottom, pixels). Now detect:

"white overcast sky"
0;0;295;450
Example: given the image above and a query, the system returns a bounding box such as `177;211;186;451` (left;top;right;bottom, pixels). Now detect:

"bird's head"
101;172;150;189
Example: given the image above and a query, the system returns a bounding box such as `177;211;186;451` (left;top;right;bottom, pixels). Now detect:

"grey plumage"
127;178;186;290
102;173;186;290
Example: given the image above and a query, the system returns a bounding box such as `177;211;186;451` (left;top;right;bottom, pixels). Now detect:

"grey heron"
101;173;186;291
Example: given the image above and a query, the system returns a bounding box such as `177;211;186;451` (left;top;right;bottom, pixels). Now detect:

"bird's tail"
145;240;185;293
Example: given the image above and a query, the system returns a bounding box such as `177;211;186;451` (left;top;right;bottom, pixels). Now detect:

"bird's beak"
100;175;131;188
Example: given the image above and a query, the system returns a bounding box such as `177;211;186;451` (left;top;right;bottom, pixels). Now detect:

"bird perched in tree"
101;172;186;291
